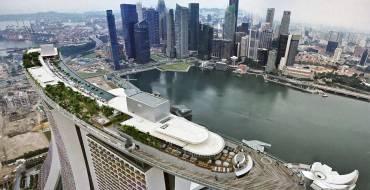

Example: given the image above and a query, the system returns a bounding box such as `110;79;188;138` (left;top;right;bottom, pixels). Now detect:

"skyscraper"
257;48;269;66
326;41;339;55
229;0;239;30
106;10;121;70
211;39;233;59
259;29;273;49
332;48;342;63
248;28;260;60
143;8;160;47
276;34;289;67
359;49;368;66
157;0;167;42
166;9;176;58
134;21;151;64
121;4;138;59
276;34;300;67
266;49;277;73
198;24;213;60
286;35;300;66
175;4;189;58
136;2;144;22
223;5;236;41
240;35;249;58
188;3;199;51
237;22;249;33
279;11;291;35
265;8;275;25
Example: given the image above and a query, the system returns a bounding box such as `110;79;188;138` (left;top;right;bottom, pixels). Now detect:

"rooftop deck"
25;48;305;189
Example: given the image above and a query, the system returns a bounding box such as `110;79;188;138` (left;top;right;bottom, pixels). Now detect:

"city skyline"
1;0;370;33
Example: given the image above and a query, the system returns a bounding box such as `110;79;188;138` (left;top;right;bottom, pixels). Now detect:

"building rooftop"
27;66;61;87
128;92;169;108
106;87;225;156
40;44;58;57
155;117;209;144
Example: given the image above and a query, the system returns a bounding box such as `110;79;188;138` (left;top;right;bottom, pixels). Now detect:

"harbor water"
129;67;370;189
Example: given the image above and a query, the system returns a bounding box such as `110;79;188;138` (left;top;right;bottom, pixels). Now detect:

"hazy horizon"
0;0;370;33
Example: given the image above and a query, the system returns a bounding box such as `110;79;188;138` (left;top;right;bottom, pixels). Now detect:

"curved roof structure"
302;162;358;190
155;117;209;144
108;88;225;157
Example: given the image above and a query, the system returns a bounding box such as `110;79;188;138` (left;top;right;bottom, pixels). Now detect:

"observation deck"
25;47;304;190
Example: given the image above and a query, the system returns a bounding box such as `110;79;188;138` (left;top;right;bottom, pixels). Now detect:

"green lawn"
158;62;192;72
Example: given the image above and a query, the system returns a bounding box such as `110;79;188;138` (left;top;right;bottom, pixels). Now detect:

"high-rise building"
106;10;121;70
259;29;273;49
286;35;300;66
157;0;167;42
328;31;339;42
237;22;249;33
229;0;239;30
326;41;339;55
143;8;160;47
279;11;291;35
265;8;275;25
276;34;289;67
248;29;260;60
166;9;176;58
198;24;213;60
240;35;249;58
276;34;300;67
257;48;269;66
175;4;189;58
136;2;144;22
134;21;151;64
266;49;277;73
121;4;138;59
359;49;368;66
188;3;199;51
332;48;342;63
211;39;233;59
223;5;236;41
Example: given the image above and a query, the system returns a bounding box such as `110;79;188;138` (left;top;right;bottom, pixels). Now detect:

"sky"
0;0;370;32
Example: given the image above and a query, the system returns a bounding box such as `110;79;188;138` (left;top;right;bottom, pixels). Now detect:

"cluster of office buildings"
106;0;303;74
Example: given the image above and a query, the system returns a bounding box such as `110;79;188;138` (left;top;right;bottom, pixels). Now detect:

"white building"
332;48;342;63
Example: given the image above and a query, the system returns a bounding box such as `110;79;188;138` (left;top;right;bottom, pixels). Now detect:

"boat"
322;93;328;98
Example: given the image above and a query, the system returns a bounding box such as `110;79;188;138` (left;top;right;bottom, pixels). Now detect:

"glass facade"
188;3;199;51
143;8;160;47
106;10;121;70
134;21;151;64
121;4;138;59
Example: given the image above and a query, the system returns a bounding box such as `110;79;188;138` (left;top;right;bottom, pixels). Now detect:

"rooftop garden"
44;81;130;127
119;125;161;149
23;52;42;69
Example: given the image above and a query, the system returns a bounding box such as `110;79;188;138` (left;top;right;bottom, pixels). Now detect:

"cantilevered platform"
26;47;305;190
